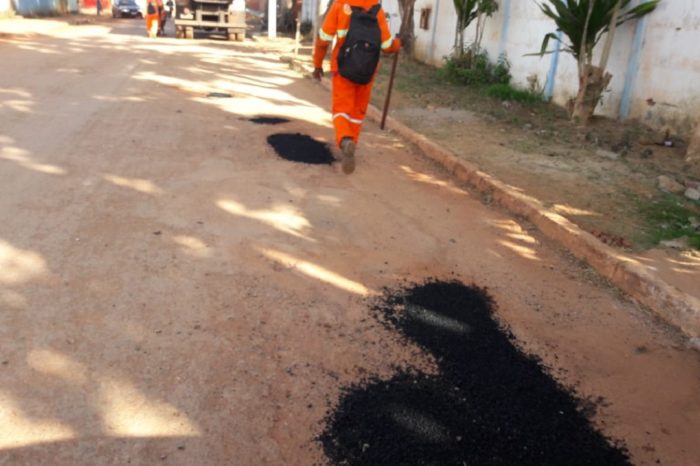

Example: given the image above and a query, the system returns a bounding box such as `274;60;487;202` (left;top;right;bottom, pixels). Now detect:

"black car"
112;0;142;18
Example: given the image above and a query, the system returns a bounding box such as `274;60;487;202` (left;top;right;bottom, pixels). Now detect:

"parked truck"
174;0;245;41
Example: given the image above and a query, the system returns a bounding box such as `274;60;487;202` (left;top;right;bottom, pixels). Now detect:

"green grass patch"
486;84;544;103
638;194;700;250
373;57;552;122
438;52;511;86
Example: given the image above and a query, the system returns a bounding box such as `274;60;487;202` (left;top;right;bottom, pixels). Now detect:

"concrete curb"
287;57;700;339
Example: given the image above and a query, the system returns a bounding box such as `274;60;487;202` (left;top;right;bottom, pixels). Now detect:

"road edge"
286;57;700;340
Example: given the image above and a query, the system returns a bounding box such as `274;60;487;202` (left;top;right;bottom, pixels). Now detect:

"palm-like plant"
454;0;498;57
454;0;479;54
537;0;659;124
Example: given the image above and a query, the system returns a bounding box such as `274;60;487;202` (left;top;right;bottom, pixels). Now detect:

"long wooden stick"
380;51;400;130
381;8;411;130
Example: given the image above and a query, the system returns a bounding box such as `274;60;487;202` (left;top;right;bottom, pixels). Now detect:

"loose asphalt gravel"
320;280;632;466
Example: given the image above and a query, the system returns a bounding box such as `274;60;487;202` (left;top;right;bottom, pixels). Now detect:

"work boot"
330;143;343;163
340;137;356;174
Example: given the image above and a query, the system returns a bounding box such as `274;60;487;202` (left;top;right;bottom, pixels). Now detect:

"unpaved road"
1;18;699;466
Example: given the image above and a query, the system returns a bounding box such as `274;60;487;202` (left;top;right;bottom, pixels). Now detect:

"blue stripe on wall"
620;5;649;119
544;30;563;100
498;0;511;57
544;0;566;100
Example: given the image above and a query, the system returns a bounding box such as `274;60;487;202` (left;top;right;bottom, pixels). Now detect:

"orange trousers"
146;14;159;37
332;73;374;148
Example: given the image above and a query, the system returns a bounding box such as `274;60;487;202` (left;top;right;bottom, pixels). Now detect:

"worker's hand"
312;67;324;81
384;37;401;54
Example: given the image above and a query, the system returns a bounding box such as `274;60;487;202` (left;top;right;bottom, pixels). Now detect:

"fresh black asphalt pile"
267;133;334;165
250;116;290;125
206;92;233;98
320;280;632;466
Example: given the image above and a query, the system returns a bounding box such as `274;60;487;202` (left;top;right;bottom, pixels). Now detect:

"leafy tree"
537;0;659;124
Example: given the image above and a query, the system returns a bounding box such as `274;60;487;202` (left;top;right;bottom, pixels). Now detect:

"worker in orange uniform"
312;0;400;174
145;0;162;38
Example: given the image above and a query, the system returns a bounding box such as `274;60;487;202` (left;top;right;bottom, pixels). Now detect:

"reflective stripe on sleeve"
337;29;348;38
333;113;364;125
381;37;394;50
319;29;334;42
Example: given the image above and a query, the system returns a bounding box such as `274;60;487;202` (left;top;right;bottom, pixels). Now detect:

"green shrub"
439;51;511;86
492;56;512;85
486;84;543;103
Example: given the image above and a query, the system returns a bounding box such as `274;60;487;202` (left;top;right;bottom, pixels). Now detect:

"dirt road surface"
1;18;699;466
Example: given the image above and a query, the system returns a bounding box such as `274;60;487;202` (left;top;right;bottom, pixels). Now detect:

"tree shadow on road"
2;19;686;466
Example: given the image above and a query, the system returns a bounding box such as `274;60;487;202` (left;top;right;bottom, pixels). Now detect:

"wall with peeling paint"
629;2;700;135
379;0;700;137
13;0;79;15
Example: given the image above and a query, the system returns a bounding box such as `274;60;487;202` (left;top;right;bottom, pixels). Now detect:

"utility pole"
268;0;277;38
310;0;319;43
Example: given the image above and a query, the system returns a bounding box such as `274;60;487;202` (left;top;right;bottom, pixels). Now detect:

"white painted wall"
487;1;638;119
382;0;400;34
304;0;333;28
301;0;314;22
380;0;700;136
382;0;456;64
631;0;700;134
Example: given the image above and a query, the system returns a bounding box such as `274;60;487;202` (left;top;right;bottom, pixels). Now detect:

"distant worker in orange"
145;0;162;38
312;0;400;174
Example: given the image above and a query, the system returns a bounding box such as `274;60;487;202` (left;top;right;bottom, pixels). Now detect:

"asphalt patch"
250;116;290;125
267;133;334;165
207;92;233;98
320;280;632;466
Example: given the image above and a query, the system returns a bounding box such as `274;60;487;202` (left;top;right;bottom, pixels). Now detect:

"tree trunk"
578;0;595;76
572;64;612;124
599;0;621;71
398;0;415;57
454;16;460;50
474;12;485;53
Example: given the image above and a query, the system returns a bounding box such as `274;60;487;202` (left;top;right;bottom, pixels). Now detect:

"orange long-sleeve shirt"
313;0;400;72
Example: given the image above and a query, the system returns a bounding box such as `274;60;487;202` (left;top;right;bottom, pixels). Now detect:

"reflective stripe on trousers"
333;113;364;125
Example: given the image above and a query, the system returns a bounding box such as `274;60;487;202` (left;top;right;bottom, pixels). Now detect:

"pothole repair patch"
320;280;632;466
250;116;290;125
267;133;334;165
207;92;233;98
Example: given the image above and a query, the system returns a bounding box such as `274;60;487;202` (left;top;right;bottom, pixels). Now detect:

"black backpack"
337;4;382;85
147;1;156;14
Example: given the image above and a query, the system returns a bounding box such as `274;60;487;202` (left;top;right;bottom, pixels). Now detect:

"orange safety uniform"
145;0;162;38
313;0;400;147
